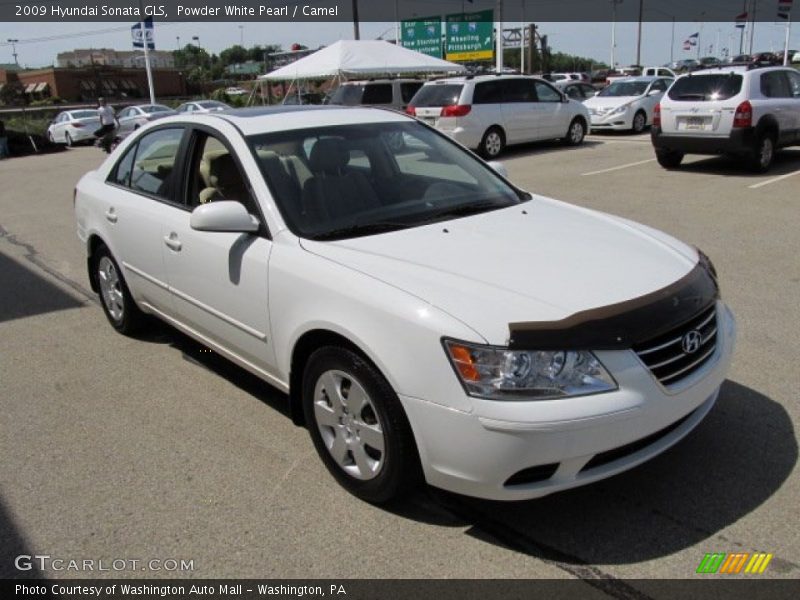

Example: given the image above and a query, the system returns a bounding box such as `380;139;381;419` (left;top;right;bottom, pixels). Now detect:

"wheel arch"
86;233;109;293
288;328;385;427
755;115;779;139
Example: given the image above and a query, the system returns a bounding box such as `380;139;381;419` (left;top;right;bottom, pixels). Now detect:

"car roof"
154;105;411;136
424;74;542;85
612;76;660;83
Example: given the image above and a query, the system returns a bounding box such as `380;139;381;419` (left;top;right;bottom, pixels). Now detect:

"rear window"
411;84;463;107
667;74;743;101
142;105;171;113
70;110;98;119
330;85;364;105
400;82;423;103
362;83;392;105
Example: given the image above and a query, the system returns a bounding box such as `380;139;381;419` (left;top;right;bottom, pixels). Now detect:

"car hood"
584;96;641;109
299;197;698;344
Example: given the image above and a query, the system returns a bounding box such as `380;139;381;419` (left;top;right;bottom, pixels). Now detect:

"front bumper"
589;109;632;131
400;300;736;501
651;127;756;155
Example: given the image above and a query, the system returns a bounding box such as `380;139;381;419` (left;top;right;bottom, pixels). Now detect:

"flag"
735;11;747;28
683;32;699;49
132;17;155;50
778;0;793;20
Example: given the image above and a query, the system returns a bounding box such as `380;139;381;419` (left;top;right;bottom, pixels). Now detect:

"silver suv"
652;66;800;172
406;75;590;158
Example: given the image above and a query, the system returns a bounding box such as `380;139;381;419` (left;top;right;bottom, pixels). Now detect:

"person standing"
94;97;116;151
0;119;9;159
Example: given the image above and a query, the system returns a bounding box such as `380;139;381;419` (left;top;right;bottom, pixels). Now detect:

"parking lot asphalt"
0;134;798;589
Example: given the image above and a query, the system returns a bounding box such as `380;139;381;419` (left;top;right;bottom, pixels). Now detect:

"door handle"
104;208;118;223
163;233;182;252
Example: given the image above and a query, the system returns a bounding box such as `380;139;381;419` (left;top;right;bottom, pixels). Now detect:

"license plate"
684;117;708;131
422;117;437;126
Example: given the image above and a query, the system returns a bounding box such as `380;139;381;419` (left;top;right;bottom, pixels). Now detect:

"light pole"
239;25;244;46
352;0;360;40
610;0;623;70
635;0;643;67
176;36;180;51
7;38;19;67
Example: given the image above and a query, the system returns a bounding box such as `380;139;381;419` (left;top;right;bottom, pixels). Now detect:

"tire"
564;118;586;146
479;127;505;159
65;132;73;147
746;132;776;173
632;111;647;134
47;130;54;143
302;346;421;504
656;149;684;169
93;245;146;335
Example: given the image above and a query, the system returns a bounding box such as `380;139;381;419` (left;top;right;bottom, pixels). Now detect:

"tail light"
733;100;752;128
71;122;84;128
440;104;472;117
405;105;416;116
653;103;661;128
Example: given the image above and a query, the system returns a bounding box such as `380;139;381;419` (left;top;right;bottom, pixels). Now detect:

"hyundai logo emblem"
682;330;703;354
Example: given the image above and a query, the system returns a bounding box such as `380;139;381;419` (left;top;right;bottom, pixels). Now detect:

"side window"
787;71;800;98
760;72;791;98
565;85;583;100
109;143;137;187
189;133;255;212
503;79;537;102
400;82;423;104
472;81;504;104
651;79;668;92
582;84;597;98
362;84;393;104
130;128;184;199
118;108;130;118
534;81;561;102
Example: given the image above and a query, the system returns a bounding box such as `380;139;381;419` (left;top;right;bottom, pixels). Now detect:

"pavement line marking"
581;158;656;176
748;169;800;189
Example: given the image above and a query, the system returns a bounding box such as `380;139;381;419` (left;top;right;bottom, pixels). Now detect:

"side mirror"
487;161;508;178
190;201;260;233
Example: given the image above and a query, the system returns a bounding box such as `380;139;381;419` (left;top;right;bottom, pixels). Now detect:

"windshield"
70;110;98;119
142;105;171;113
198;101;226;109
598;81;649;97
409;84;463;107
248;121;526;240
667;74;743;101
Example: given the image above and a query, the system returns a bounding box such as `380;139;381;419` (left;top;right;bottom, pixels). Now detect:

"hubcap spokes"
314;370;385;481
98;257;124;322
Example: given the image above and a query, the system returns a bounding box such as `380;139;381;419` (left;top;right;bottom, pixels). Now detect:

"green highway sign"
400;16;442;59
445;10;494;62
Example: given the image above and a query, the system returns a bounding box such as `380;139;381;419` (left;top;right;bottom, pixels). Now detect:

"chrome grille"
633;304;717;386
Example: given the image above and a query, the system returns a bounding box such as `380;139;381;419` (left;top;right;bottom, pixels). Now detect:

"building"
1;65;186;102
57;48;175;69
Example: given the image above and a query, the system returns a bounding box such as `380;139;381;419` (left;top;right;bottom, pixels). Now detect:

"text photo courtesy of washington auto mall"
1;0;799;598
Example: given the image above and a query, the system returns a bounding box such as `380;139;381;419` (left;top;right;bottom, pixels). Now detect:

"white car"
176;100;231;114
47;109;101;146
116;104;177;136
407;75;591;158
652;66;800;172
75;106;735;503
585;77;671;133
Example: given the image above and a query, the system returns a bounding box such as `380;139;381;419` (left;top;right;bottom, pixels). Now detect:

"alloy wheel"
313;370;386;481
97;256;125;323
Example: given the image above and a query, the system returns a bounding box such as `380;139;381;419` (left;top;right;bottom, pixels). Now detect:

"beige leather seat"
198;153;249;204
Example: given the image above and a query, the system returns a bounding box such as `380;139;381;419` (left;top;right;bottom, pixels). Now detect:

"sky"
1;20;797;69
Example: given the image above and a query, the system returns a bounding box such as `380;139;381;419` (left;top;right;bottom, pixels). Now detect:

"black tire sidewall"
633;111;647;133
480;127;504;159
749;134;775;173
302;346;419;504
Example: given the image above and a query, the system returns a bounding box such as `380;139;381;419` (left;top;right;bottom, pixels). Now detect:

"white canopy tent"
259;40;466;81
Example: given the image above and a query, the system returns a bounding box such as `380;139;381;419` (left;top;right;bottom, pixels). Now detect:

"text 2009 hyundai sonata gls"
74;106;735;503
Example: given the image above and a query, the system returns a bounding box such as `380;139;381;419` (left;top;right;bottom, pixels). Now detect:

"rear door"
500;79;539;142
759;71;795;144
661;74;744;137
786;70;800;141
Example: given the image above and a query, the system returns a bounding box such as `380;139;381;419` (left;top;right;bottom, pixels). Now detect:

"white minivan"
407;75;590;158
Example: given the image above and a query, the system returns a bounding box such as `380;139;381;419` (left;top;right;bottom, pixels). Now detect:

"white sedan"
74;107;735;502
176;100;231;114
585;77;672;132
115;104;177;136
47;109;101;146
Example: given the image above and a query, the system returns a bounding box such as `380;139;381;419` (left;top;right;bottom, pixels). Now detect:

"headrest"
208;153;240;188
309;138;349;175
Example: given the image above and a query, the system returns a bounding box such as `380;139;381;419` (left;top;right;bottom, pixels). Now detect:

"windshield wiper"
419;200;509;224
310;221;411;241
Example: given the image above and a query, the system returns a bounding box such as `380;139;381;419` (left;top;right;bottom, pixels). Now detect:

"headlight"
444;340;617;401
609;103;630;115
